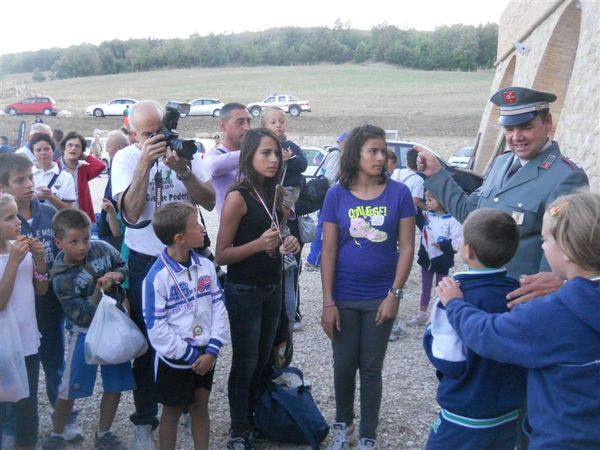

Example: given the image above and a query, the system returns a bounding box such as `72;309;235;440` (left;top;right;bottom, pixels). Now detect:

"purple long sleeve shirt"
204;145;240;216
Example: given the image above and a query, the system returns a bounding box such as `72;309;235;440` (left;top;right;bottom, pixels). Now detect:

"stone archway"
473;55;516;173
532;0;582;137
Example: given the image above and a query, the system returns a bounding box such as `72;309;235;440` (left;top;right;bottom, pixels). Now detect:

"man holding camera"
111;99;215;449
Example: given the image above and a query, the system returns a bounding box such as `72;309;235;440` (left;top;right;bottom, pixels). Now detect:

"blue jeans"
306;211;322;266
0;354;40;448
127;249;159;429
225;281;282;436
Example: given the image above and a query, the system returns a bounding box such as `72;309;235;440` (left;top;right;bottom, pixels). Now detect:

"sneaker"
389;321;408;341
328;422;355;450
41;435;66;450
1;434;16;450
283;252;298;270
349;218;387;243
303;261;320;272
293;320;304;332
63;422;84;443
407;311;429;327
131;424;154;450
95;431;127;450
358;437;378;449
227;431;255;450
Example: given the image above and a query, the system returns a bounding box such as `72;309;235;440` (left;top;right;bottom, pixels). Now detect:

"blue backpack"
254;367;329;449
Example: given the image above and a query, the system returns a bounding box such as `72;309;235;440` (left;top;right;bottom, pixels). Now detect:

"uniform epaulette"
538;154;556;170
560;155;581;170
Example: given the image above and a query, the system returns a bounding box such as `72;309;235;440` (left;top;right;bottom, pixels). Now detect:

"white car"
186;98;224;117
247;94;312;118
301;146;327;178
448;146;474;169
86;98;138;117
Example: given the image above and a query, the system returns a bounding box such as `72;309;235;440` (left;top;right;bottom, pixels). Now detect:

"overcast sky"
2;0;510;56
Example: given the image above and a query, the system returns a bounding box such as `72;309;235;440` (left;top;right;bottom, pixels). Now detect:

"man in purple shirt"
204;103;252;216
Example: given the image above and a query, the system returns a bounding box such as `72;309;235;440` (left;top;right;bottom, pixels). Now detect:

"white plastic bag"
85;294;148;365
298;213;317;243
0;308;29;402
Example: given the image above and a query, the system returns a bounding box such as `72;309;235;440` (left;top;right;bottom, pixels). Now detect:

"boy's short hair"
406;149;418;169
386;149;397;163
463;208;519;268
53;209;91;239
0;153;33;186
547;190;600;272
152;203;197;246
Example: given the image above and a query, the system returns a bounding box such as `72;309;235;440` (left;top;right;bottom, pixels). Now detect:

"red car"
5;97;58;116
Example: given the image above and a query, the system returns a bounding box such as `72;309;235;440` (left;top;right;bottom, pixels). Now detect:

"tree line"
1;22;498;80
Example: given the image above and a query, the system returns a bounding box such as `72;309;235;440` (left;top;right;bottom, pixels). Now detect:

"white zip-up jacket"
143;248;229;365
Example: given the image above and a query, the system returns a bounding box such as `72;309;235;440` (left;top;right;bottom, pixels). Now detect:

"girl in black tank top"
215;129;301;444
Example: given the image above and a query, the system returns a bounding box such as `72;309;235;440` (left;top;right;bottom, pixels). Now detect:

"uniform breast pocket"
506;198;542;227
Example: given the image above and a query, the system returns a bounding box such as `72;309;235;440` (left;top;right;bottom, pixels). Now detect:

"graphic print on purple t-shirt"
320;180;415;301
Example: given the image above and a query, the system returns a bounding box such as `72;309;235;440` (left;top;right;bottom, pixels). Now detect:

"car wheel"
8;108;16;116
93;108;104;117
289;105;301;117
43;108;52;115
213;109;221;118
250;107;261;118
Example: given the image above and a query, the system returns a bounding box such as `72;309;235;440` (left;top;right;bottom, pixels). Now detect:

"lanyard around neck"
252;186;282;243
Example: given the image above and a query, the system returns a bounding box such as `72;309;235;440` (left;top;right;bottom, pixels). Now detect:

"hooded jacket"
446;277;600;449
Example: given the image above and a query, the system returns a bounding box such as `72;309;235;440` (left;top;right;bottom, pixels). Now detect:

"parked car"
301;146;327;178
247;94;311;118
183;98;224;117
5;97;58;116
448;146;475;169
85;98;138;117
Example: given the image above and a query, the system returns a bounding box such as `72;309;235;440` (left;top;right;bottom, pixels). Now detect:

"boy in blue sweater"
42;209;134;450
438;192;600;449
424;208;526;450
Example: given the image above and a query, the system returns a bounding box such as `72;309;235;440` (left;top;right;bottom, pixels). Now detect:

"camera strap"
154;162;163;209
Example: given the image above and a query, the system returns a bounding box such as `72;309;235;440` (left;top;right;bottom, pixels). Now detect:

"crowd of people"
0;85;599;450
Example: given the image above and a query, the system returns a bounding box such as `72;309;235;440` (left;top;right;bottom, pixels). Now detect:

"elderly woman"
31;133;76;210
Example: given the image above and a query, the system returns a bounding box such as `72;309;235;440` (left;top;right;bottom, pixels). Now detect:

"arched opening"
532;0;581;137
473;55;516;173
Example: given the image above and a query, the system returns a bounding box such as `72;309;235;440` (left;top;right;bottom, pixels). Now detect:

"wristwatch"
175;167;193;181
389;288;403;300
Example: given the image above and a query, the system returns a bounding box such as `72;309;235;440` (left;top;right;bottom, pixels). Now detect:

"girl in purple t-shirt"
320;125;415;450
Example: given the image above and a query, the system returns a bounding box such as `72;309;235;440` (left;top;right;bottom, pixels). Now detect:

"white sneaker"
358;437;378;449
1;434;16;450
389;321;408;341
63;422;84;442
407;311;429;327
328;422;354;450
131;424;155;450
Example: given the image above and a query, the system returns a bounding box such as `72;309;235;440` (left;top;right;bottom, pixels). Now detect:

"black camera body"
152;102;197;160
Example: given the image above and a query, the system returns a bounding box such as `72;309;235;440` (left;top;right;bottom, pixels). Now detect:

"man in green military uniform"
416;86;588;283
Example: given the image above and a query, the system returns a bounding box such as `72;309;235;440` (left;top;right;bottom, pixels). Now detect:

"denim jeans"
127;249;159;428
332;300;394;440
225;281;282;436
0;354;40;448
306;211;322;266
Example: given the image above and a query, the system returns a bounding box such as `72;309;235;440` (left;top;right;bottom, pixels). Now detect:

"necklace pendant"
192;323;203;337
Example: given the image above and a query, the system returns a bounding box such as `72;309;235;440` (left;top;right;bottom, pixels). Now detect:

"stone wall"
475;0;599;190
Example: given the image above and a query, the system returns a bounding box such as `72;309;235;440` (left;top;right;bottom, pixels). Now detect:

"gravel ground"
34;174;469;450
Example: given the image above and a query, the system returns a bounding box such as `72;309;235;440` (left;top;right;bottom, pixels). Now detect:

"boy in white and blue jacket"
424;208;526;450
143;203;228;450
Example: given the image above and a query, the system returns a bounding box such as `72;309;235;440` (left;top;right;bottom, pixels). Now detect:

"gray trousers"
332;299;395;440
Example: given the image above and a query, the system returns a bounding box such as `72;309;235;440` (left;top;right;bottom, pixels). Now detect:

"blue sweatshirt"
446;276;600;449
424;269;526;424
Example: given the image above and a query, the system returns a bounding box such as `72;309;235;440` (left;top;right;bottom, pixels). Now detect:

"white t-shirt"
111;144;211;256
15;146;35;162
392;168;424;199
0;251;40;356
33;163;77;202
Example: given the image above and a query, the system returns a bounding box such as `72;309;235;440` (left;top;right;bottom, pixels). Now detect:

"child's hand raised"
192;353;215;376
96;271;124;291
282;148;294;161
9;238;29;265
28;238;45;260
436;277;464;306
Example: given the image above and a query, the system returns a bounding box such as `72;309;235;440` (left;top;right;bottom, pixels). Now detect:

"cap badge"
503;91;517;104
